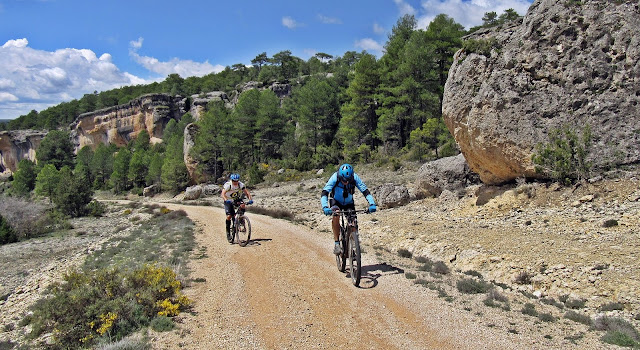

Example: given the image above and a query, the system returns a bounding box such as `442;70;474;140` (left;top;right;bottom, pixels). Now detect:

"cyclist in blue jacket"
321;163;377;255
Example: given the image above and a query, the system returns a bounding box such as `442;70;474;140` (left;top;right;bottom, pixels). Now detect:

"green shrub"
405;272;417;279
456;278;491;294
521;303;538;317
464;270;483;279
150;316;175;332
514;271;532;285
397;248;412;258
565;298;587;309
599;302;624;312
603;219;619;228
532;124;592;185
601;331;639;348
87;200;107;217
462;38;502;56
0;214;17;245
538;312;556;323
594;316;640;346
26;265;191;348
432;261;450;275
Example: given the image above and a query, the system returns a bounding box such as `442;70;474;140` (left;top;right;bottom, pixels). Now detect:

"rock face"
70;93;185;151
0;130;48;175
443;0;640;185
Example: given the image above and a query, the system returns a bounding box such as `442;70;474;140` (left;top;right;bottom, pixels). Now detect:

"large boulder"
415;154;480;198
442;0;640;185
373;183;410;209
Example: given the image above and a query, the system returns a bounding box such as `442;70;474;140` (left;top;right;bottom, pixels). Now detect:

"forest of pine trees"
2;11;523;216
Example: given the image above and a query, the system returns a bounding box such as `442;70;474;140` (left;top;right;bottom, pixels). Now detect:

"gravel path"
149;203;544;349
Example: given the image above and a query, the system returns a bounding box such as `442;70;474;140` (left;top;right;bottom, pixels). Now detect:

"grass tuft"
456;278;491;294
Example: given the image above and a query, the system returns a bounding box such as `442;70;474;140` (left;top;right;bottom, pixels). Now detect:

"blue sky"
0;0;533;120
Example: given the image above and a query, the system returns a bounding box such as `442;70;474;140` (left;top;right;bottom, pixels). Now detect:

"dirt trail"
150;203;532;350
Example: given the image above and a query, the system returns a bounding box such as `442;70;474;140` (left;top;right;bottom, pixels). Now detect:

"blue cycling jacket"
321;172;375;207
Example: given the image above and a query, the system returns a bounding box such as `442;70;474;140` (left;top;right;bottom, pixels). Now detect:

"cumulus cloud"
282;16;301;29
416;0;532;29
355;38;384;54
317;14;342;24
0;38;147;119
128;38;224;78
394;0;416;16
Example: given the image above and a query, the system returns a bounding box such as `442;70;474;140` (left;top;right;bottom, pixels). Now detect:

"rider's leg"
224;202;234;233
331;205;341;254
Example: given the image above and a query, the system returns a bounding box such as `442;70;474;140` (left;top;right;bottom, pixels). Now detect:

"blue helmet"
338;164;354;182
230;173;240;181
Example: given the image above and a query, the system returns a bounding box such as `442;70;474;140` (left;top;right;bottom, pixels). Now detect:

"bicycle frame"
335;209;369;286
227;200;252;247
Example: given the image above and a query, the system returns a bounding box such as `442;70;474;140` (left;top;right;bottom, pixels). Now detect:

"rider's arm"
243;188;252;200
321;173;338;209
221;189;228;201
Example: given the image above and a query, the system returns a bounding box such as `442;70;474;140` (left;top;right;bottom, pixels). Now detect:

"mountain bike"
335;209;369;287
226;200;252;247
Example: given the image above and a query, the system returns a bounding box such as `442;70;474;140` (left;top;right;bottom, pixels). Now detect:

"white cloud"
0;92;18;103
128;38;224;78
394;0;416;16
417;0;532;29
355;38;384;53
373;22;385;35
0;38;147;119
282;16;301;29
2;38;28;49
318;14;342;24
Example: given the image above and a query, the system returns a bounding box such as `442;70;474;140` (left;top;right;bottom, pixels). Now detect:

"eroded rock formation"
443;0;640;184
69;93;184;151
0;130;47;176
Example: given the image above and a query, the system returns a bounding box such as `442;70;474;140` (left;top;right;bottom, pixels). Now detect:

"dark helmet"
230;173;240;181
338;164;354;181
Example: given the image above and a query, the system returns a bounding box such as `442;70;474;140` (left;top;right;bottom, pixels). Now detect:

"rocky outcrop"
231;81;292;104
373;183;410;209
70;93;184;151
443;0;640;185
0;130;48;175
414;154;480;198
187;91;230;120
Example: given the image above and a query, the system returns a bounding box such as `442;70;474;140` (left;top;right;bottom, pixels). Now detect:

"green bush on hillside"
532;124;592;185
26;264;191;348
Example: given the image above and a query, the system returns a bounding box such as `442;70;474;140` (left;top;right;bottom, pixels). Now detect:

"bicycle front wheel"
236;215;251;247
348;230;362;287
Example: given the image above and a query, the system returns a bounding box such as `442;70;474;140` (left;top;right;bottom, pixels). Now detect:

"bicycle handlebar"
333;208;371;216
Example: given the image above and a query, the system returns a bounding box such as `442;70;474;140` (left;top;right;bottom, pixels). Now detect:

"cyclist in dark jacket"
320;164;377;255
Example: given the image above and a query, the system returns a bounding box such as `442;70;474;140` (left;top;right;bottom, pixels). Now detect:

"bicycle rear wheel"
348;230;362;286
336;228;347;272
236;215;251;247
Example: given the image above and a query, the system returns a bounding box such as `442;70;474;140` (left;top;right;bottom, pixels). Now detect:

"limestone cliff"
0;130;47;176
69;93;185;151
443;0;640;184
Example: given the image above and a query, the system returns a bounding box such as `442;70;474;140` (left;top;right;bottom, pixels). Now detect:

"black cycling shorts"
329;199;355;212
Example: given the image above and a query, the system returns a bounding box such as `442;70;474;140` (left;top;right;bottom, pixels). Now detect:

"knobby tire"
236;215;251;247
349;230;362;286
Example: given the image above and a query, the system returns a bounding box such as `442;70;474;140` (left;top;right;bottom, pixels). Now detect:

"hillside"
2;162;639;348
